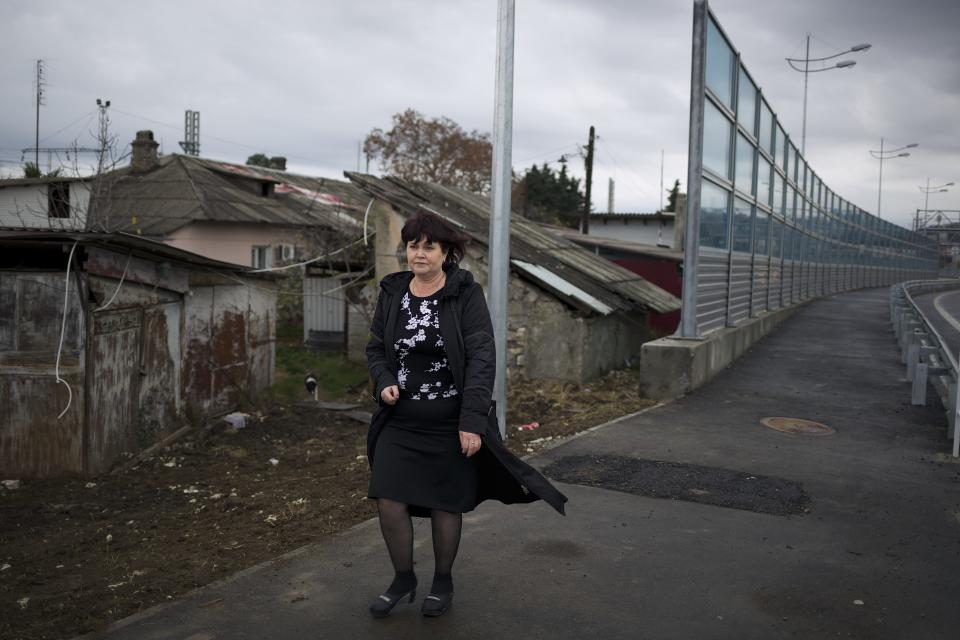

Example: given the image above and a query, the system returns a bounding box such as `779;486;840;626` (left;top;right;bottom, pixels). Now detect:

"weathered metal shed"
0;231;277;479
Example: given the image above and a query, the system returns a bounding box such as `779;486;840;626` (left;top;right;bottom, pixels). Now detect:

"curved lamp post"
918;179;955;228
786;36;871;156
869;139;917;219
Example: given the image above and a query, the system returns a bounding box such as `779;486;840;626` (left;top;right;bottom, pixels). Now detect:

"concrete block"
639;304;801;400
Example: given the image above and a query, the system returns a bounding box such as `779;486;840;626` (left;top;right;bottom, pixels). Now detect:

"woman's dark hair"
400;210;467;264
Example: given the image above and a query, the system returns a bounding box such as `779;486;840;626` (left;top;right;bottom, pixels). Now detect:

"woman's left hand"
459;431;482;457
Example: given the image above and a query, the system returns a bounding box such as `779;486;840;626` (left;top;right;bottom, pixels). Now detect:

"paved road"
913;288;960;360
81;288;960;640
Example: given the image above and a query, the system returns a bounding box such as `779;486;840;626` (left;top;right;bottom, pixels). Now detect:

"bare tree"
364;109;492;194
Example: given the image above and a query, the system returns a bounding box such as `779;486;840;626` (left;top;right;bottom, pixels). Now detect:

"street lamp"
869;139;917;219
918;179;955;229
786;35;871;156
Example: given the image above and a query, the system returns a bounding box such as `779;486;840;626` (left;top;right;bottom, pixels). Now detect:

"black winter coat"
365;264;567;516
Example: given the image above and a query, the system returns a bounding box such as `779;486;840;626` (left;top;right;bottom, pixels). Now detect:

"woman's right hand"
380;385;400;405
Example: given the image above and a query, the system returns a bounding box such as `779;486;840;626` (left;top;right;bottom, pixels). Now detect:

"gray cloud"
0;0;957;229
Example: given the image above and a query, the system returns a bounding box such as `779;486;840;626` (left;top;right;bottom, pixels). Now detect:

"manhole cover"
761;417;835;436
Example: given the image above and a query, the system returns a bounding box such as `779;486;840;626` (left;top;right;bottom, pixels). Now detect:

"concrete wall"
639;303;801;400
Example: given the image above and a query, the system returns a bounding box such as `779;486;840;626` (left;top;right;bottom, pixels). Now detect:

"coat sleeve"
365;291;398;405
458;283;496;434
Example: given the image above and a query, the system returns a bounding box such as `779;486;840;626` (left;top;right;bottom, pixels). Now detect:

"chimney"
131;130;159;174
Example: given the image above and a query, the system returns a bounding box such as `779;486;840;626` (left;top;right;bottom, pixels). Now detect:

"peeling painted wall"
0;272;86;476
1;244;277;479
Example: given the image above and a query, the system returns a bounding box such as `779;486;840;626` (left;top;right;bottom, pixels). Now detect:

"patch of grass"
276;322;302;342
268;344;369;404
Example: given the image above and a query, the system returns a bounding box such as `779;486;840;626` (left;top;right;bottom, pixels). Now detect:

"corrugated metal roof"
96;155;369;237
511;259;615;314
343;172;681;315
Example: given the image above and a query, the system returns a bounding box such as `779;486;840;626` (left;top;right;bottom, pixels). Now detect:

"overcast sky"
1;0;957;230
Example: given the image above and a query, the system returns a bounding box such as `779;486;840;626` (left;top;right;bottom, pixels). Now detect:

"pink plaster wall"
166;221;306;266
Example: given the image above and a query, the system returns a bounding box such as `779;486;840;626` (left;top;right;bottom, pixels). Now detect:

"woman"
365;210;567;619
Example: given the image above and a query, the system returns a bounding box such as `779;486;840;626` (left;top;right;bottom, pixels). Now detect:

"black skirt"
368;396;478;515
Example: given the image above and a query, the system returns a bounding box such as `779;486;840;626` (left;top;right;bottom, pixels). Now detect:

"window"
754;210;769;256
758;101;773;156
757;155;772;207
775;125;787;170
706;18;735;108
772;172;784;217
704;100;732;179
737;68;756;136
699;180;730;250
48;182;70;218
732;197;753;253
734;134;755;195
251;245;271;269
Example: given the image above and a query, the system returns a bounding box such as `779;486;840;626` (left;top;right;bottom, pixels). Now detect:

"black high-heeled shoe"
421;592;453;617
369;587;416;618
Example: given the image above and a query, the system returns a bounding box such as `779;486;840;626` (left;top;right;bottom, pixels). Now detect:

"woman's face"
406;235;448;279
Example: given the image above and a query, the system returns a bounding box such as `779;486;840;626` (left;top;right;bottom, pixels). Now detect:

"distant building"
590;211;676;248
0;175;93;231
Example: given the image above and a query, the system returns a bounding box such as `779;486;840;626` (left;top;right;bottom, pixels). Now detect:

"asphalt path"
912;288;960;360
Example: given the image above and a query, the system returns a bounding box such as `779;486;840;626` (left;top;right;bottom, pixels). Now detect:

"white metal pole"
801;33;809;156
679;0;708;338
488;0;515;438
877;137;884;218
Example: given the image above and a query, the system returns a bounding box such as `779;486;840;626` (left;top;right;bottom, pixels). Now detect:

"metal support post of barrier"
902;330;920;364
948;381;956;432
907;343;920;381
901;326;921;363
912;362;928;406
954;349;960;458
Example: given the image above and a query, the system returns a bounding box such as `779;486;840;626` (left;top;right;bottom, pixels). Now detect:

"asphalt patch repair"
543;455;810;516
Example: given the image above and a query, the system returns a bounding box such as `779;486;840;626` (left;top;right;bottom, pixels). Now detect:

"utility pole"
608;178;615;214
488;0;515;438
34;59;45;168
660;149;665;212
582;125;594;234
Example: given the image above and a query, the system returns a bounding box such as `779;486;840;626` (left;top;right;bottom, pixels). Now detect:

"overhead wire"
94;252;131;311
55;241;78;420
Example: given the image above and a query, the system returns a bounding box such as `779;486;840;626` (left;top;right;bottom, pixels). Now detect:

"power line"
110;108;346;167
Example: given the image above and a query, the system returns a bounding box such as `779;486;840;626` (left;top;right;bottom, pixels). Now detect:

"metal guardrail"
890;280;960;457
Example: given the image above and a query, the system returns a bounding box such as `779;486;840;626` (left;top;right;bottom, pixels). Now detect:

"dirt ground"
0;368;653;640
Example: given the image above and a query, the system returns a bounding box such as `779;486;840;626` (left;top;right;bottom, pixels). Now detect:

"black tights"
377;498;461;595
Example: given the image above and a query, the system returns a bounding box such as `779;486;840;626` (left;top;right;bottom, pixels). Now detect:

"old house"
0;175;93;231
0;231;277;479
94;130;371;349
98;131;369;268
344;173;681;382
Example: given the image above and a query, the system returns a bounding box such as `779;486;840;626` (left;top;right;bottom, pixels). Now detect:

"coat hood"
379;263;475;298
